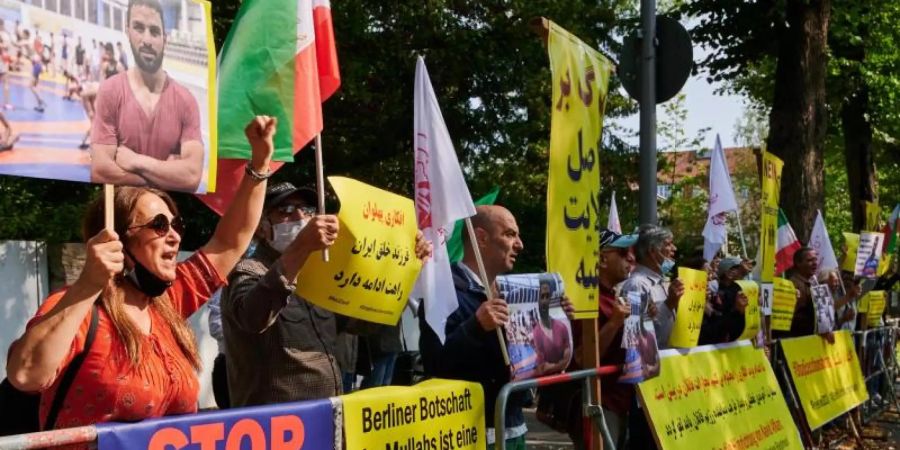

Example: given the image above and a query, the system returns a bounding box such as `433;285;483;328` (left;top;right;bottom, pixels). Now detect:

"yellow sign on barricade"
759;151;784;282
771;278;797;332
546;21;613;319
859;291;887;323
669;267;708;348
637;342;803;450
296;177;423;325
841;232;860;273
735;280;761;340
780;331;868;430
342;379;486;450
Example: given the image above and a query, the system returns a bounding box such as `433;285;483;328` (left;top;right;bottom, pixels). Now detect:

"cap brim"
608;234;638;248
267;187;317;209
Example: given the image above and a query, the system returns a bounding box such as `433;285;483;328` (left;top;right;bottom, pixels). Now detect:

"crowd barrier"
1;326;897;450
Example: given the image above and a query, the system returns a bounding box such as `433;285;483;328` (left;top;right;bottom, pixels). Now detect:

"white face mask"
268;219;308;252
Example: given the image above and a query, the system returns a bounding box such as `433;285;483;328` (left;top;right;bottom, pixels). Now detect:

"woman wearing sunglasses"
6;116;278;432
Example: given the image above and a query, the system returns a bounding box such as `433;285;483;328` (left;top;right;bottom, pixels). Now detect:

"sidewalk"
524;408;575;450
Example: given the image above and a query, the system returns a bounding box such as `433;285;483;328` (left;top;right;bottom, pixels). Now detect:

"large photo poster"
0;0;216;193
497;272;573;380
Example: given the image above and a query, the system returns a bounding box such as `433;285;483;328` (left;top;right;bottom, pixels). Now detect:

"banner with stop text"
342;379;486;450
637;342;803;450
546;21;613;319
780;331;868;430
96;398;335;450
759;151;784;283
669;267;708;348
296;177;423;325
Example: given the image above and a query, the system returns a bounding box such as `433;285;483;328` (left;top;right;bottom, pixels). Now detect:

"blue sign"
96;398;334;450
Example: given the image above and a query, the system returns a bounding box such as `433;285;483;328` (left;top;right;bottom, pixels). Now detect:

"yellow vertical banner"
669;267;708;348
771;278;797;332
865;201;881;231
341;379;486;450
295;177;423;325
735;280;761;340
858;291;886;323
637;343;803;450
546;22;613;319
841;232;860;272
759;151;784;282
780;331;868;430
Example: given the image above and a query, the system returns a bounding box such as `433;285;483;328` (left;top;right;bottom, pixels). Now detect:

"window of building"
60;0;72;16
88;0;98;24
657;184;672;200
75;0;85;20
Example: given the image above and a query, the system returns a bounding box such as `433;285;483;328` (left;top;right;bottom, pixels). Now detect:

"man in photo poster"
532;276;572;376
89;0;204;192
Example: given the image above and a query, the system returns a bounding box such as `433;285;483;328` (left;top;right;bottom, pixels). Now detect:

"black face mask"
124;250;171;297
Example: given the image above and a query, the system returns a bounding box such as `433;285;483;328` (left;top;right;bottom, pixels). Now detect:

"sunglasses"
275;204;317;217
129;214;185;237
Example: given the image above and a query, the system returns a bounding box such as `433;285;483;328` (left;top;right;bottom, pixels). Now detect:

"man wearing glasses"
220;181;344;406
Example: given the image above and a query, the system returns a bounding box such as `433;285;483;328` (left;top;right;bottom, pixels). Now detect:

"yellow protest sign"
637;342;803;450
858;291;886;323
669;267;708;348
841;232;859;273
878;254;893;276
735;280;761;341
865;201;881;231
295;177;423;325
546;21;613;319
759;151;784;282
771;278;797;332
780;331;868;430
342;379;486;450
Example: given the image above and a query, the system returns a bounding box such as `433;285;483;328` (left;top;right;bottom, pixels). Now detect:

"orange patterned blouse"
24;251;224;430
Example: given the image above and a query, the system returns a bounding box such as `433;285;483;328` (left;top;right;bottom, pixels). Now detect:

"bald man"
419;205;528;449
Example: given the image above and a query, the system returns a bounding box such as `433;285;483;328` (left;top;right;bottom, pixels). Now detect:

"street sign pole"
639;0;658;225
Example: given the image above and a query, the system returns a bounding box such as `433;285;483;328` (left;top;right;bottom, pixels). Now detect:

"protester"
776;247;818;338
698;257;748;344
206;289;229;409
620;224;684;349
90;0;204;192
5;116;277;431
221;182;431;406
419;205;527;449
359;324;403;389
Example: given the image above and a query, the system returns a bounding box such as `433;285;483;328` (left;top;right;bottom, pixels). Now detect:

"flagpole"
315;134;329;262
464;217;511;366
734;207;748;260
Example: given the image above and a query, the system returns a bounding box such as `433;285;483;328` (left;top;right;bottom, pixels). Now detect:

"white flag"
607;191;621;233
702;134;739;261
808;210;839;273
412;57;477;343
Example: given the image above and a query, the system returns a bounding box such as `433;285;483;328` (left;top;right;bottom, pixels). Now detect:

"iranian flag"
775;208;802;275
201;0;340;214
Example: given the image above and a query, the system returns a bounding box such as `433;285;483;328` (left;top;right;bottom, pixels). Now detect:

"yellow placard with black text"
669;267;708;348
858;291;887;323
342;379;486;450
546;21;613;319
780;331;868;430
771;278;797;332
735;280;761;341
295;177;423;325
759;151;783;282
637;342;803;450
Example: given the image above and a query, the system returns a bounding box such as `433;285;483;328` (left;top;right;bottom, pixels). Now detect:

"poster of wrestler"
497;272;573;381
0;0;216;193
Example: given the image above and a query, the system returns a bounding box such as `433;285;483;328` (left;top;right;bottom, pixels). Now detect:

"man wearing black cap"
221;181;343;406
698;257;749;345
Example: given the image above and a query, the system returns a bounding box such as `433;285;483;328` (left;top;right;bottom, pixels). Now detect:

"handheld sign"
811;284;834;334
771;278;797;332
735;280;760;340
295;177;423;325
854;231;884;279
0;0;218;194
668;267;707;348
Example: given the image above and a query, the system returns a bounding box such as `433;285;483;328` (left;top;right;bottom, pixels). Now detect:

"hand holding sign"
476;298;510;331
281;215;340;278
81;229;124;290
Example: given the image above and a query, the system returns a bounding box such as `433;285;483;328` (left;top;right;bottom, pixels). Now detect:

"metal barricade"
854;326;900;423
0;425;97;450
494;366;618;450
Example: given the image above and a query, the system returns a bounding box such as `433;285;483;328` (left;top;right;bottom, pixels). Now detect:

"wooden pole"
104;184;114;231
315;134;329;262
464;217;511;366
